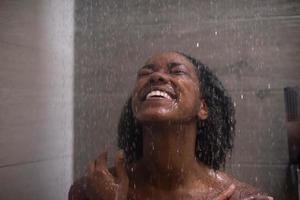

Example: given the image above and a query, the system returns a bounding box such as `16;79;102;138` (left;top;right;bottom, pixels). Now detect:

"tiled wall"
0;1;74;199
74;1;300;199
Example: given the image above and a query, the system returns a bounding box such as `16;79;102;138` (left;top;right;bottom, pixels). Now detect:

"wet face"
131;52;207;123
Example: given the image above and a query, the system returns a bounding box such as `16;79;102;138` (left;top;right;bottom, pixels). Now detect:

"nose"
149;71;169;84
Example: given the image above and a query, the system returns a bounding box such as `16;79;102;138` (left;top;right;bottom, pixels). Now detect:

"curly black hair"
118;53;235;170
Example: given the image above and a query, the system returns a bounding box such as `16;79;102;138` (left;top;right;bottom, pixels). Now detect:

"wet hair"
118;53;235;170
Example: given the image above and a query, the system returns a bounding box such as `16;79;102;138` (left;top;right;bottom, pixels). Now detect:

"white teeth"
146;90;172;100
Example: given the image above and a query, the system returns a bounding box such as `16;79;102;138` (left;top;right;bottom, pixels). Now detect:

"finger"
243;195;273;200
95;152;113;179
214;184;236;200
95;151;108;170
115;150;129;200
115;150;128;183
86;161;95;176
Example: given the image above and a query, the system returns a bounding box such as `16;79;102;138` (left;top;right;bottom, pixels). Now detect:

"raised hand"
85;150;129;200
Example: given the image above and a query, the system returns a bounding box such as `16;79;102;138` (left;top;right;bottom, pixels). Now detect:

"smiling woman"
69;52;273;200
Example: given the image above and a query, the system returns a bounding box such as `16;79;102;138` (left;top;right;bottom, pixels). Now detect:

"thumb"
115;150;128;183
214;184;236;200
115;150;129;200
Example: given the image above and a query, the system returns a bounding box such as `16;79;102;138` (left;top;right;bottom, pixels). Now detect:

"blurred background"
0;0;299;199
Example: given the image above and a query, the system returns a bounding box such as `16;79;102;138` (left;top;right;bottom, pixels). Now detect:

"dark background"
73;1;300;199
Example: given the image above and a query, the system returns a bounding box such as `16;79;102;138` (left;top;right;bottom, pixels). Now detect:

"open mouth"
146;90;173;100
142;87;177;102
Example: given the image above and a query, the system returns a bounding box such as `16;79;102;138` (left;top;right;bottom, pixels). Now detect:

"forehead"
145;52;194;67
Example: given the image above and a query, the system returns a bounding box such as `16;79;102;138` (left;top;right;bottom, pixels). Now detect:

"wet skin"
69;52;272;200
131;52;206;124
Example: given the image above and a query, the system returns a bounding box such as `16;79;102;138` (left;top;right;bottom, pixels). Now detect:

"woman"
69;52;272;200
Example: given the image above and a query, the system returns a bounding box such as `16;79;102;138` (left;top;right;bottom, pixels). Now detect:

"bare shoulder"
215;171;271;200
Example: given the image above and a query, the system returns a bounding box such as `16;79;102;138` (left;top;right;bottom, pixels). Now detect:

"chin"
135;109;177;123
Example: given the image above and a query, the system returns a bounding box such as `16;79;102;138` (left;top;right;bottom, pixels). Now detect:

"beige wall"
0;1;73;199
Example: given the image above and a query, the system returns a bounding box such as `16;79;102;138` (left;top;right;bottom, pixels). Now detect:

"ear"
197;99;208;120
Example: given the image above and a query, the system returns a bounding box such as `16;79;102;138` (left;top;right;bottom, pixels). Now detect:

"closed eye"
171;69;187;75
169;64;189;75
137;68;153;77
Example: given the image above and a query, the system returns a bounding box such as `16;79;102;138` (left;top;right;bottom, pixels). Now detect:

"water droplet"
196;42;199;47
241;94;244;99
214;31;218;35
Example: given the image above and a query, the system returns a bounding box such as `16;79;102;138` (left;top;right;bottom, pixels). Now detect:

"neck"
140;120;210;190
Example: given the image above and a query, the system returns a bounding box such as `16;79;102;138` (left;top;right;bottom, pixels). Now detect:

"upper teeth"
146;90;172;100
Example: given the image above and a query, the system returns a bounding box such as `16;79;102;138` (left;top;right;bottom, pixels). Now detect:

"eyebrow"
141;62;183;70
167;62;182;69
141;63;155;70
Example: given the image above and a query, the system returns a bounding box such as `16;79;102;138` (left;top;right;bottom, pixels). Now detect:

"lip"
140;85;177;102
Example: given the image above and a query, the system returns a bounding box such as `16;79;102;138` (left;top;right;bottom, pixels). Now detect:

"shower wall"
74;1;300;199
0;1;73;199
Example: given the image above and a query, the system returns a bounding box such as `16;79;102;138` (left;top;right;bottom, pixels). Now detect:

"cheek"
180;80;200;99
131;80;143;100
178;83;201;112
131;93;140;115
